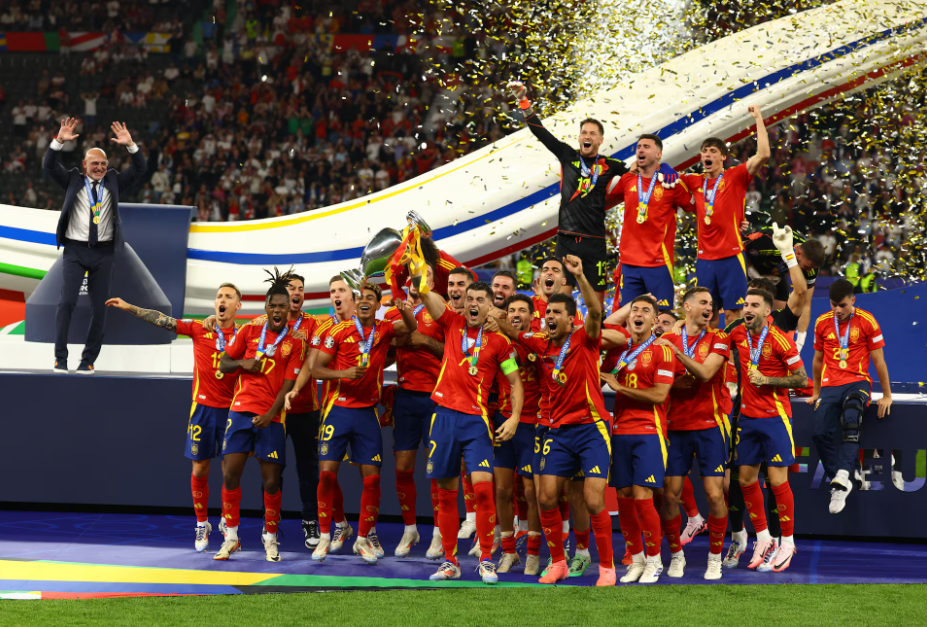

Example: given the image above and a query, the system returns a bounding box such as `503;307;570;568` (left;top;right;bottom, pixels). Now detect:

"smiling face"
286;278;304;317
265;293;290;333
447;272;472;312
628;300;657;339
356;288;380;325
539;260;565;298
329;279;354;319
683;291;714;328
654;313;677;337
464;286;493;328
742;294;771;333
83;148;108;182
214;286;241;324
578;122;603;157
507;299;532;332
491;275;516;307
545;300;575;342
636;137;662;172
700;144;726;176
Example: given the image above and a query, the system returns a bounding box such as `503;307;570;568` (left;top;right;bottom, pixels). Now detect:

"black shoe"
303;519;320;549
53;360;68;374
76;360;95;375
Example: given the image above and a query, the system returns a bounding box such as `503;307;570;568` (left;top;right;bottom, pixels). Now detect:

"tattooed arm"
105;297;177;332
746;365;809;389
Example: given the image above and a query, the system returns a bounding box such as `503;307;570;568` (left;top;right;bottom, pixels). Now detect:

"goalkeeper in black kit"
506;80;679;306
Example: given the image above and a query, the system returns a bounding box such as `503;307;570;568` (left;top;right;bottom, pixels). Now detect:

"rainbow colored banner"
0;31;172;52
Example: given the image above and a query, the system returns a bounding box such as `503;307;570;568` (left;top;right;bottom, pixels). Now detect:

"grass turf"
5;584;927;627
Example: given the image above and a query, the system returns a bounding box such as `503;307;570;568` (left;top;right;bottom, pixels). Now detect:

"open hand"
877;396;892;419
105;297;131;311
110;121;134;146
495;416;519;442
57;117;80;142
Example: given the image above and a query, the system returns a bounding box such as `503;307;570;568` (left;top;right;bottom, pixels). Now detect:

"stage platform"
3;511;927;600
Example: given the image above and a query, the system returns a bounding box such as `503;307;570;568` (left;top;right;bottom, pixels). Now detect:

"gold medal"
636;214;645;224
704;216;711;225
527;353;536;362
839;360;847;369
93;215;101;225
215;370;224;379
468;365;478;376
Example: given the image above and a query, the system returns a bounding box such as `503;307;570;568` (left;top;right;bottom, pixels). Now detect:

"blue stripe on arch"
5;16;926;265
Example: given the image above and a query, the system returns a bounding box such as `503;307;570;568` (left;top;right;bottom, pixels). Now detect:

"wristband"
518;99;532;110
782;252;798;268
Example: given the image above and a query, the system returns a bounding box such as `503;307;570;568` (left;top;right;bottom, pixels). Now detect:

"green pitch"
6;584;927;627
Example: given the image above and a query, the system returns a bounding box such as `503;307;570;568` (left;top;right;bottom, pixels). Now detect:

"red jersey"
600;323;632;374
530;296;584;332
517;326;611;429
729;325;803;419
611;342;676;436
431;309;515;419
665;328;731;431
496;343;542;425
253;312;321;413
175;320;238;409
385;303;446;393
681;163;752;260
320;317;398;410
606;173;693;268
392;249;469;298
311;315;340;411
225;324;305;422
813;308;885;388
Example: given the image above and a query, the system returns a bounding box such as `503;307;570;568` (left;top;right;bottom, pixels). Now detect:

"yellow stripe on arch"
190;134;529;234
0;560;277;586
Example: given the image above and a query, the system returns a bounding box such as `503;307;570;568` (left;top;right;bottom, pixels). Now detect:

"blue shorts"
533;425;549;474
427;407;495;479
696;254;748;312
222;411;287;465
319;405;383;467
666;427;729;478
185;403;229;461
492;413;536;477
392;389;436;452
610;433;667;489
539;421;611;480
734;414;795;467
618;263;675;310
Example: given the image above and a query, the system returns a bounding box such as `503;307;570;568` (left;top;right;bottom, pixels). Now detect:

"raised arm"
44;117;79;189
111;121;147;192
745;105;770;176
562;255;601;339
393;299;418;335
507;81;574;161
106;297;176;332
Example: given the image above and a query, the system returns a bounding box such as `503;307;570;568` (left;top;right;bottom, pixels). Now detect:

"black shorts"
555;234;608;291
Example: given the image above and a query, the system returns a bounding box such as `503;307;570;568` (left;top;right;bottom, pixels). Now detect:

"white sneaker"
312;534;331;562
893;470;905;491
747;538;776;570
639;555;664;583
213;538;241;560
497;552;520;573
756;538;781;572
458;518;477;539
354;537;378;564
723;534;748;569
395;528;421;558
680;515;707;546
331;523;353;552
262;533;281;562
705;553;723;580
619;555;645;583
524;554;541;576
425;534;445;560
667;551;686;578
477;559;498;584
468;539;481;558
194;522;212;552
829;472;852;514
429;561;461;581
367;530;385;558
218;518;228;538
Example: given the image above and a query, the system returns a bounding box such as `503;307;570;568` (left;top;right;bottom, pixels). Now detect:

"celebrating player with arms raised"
106;283;242;552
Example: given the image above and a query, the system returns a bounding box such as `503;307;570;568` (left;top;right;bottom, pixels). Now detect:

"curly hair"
263;266;294;303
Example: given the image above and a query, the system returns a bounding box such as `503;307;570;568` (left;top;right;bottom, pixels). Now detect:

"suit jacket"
43;145;148;252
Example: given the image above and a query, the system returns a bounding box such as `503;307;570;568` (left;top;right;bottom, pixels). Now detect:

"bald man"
45;117;147;374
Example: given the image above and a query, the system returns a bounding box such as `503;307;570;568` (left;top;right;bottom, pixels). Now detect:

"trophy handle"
406;210;433;239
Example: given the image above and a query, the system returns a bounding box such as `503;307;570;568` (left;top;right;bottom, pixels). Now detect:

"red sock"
635;499;662;557
708;514;728;555
515;478;528;522
540;507;566;564
681;476;699;517
575;528;591;551
358;475;381;538
741;481;768;533
558;488;570;524
438;488;460;563
652;493;664;543
462;473;476;514
663;514;682;553
590;511;614;568
616;497;641;555
396;470;417;526
770;482;795;537
473;481;496;561
527;534;542;556
318;470;336;534
502;534;516;555
221;485;241;529
332;479;345;524
430;479;440;524
264;490;282;534
191;474;209;523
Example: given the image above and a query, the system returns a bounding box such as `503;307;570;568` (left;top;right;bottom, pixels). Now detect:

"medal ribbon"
413;304;426;317
703;172;724;222
256;322;288;361
215;323;238;354
745;326;769;369
611;335;655;374
551;333;571;382
352;316;377;366
575;156;601;199
637;174;658;223
833;313;854;362
84;177;102;224
682;328;707;360
461;324;484;371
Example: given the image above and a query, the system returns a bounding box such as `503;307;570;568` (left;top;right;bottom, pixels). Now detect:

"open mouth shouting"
743;312;756;325
701;309;712;322
703;158;714;170
450;293;462;308
291;295;301;309
271;311;284;325
582;140;593;151
333;298;343;311
468;306;480;325
218;304;227;315
631;316;646;332
358;302;372;316
544;276;555;292
546;318;558;334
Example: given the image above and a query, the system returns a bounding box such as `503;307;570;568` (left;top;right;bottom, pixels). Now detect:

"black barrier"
1;371;923;538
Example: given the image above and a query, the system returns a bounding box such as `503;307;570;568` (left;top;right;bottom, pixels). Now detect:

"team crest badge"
321;442;329;456
540;457;546;472
699;343;709;357
191;443;198;456
324;336;335;349
423;311;433;324
281;342;292;356
762;344;773;357
654;186;664;200
427;461;434;474
642;352;652;366
850;327;860;342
